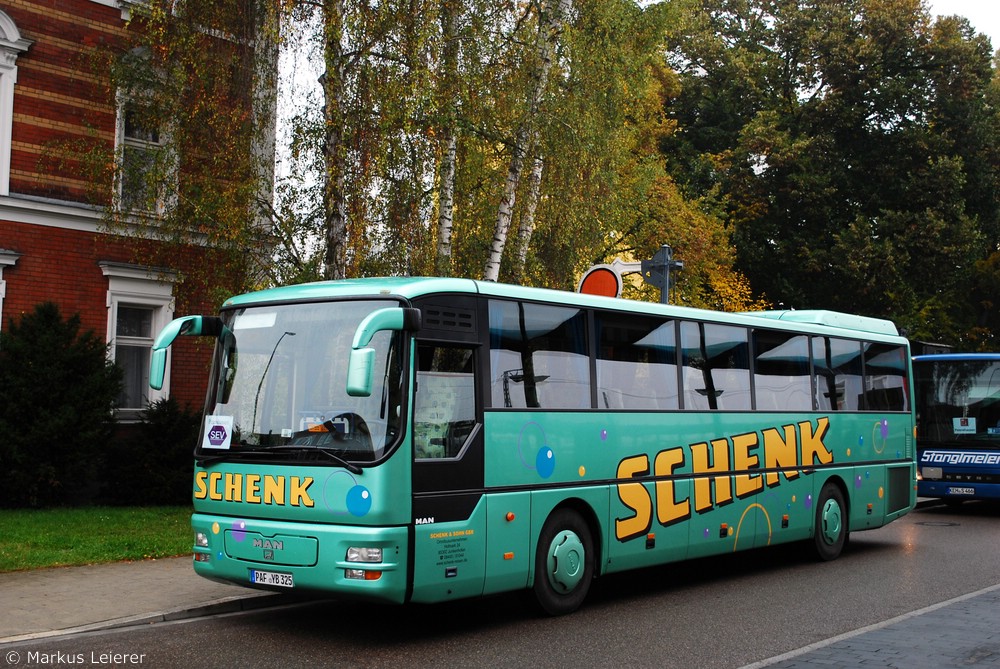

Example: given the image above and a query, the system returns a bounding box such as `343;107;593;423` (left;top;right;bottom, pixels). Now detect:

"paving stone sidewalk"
742;583;1000;668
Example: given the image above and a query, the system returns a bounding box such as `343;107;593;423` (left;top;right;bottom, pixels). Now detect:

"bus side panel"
409;497;487;604
847;465;887;531
483;492;531;595
527;487;609;585
887;463;917;517
606;479;691;574
683;475;761;559
751;472;813;547
844;463;914;530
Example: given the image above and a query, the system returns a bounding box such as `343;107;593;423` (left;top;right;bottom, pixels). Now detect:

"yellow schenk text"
615;417;832;541
194;471;315;507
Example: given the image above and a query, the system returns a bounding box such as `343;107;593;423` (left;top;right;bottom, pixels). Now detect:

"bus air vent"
424;306;475;332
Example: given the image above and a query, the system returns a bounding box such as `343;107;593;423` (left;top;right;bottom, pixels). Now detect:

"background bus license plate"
948;487;975;496
250;569;294;587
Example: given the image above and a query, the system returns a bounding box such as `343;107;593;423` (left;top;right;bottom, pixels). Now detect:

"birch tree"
320;0;350;280
435;0;461;275
483;0;571;282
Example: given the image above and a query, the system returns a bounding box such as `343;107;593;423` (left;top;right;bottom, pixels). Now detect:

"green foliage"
664;0;1000;342
57;0;280;302
270;0;757;308
0;304;122;508
101;399;201;506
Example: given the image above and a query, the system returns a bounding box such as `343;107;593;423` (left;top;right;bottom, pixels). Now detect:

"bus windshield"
914;358;1000;449
197;299;405;463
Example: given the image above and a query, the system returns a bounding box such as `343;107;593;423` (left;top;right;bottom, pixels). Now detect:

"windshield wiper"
197;445;362;473
195;444;276;467
265;446;363;474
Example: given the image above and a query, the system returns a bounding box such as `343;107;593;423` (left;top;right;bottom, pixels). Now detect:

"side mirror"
346;307;420;397
149;315;224;390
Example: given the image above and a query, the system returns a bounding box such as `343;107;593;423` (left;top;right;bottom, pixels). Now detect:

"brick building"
0;1;262;420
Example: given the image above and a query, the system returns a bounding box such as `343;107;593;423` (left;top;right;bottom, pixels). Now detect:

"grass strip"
0;506;192;573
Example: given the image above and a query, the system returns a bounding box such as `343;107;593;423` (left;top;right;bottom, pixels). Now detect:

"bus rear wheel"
813;482;848;561
533;508;594;616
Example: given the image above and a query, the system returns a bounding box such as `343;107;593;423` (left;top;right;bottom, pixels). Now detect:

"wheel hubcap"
820;498;843;545
547;529;585;593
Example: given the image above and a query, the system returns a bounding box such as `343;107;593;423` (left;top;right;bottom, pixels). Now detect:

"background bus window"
915;358;1000;442
596;313;678;409
414;344;476;459
813;337;863;411
863;343;909;411
680;322;751;410
753;330;812;411
489;300;590;409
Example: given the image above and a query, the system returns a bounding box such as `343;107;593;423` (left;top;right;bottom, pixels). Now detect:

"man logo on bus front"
208;425;228;446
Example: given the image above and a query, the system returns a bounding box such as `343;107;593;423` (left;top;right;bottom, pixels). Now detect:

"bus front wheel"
532;508;594;616
813;482;848;561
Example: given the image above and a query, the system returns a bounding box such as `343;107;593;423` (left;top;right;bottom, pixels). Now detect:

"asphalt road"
4;500;999;669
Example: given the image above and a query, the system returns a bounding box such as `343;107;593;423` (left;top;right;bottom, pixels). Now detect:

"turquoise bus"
150;277;916;615
913;353;1000;503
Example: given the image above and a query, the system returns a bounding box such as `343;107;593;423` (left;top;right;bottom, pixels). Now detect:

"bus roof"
913;353;1000;362
746;309;900;336
222;277;903;340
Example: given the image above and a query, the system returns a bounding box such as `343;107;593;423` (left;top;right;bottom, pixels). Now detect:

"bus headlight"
345;546;383;581
195;532;209;548
346;546;382;562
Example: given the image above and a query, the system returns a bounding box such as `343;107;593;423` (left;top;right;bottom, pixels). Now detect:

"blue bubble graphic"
346;485;372;516
536;447;555;479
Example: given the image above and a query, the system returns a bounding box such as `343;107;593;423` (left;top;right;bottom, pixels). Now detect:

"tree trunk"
513;151;544;282
436;0;460;276
483;0;570;282
322;0;349;281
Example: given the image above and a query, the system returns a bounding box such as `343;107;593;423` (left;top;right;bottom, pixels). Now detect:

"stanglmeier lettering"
922;450;1000;466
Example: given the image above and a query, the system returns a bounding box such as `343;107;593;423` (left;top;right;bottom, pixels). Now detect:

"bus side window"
596;313;679;410
863;343;908;411
488;300;590;409
414;344;476;459
680;321;750;410
813;337;863;411
753;331;811;411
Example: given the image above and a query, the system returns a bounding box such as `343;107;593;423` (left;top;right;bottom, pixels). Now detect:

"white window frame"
0;11;31;197
114;96;175;216
0;248;19;331
100;262;176;420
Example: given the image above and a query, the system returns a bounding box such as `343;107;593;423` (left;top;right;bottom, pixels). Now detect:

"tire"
813;481;848;561
532;508;594;616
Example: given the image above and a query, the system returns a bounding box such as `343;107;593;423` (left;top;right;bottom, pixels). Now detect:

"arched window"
0;11;31;197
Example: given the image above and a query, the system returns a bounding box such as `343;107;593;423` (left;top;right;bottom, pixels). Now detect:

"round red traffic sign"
578;266;621;298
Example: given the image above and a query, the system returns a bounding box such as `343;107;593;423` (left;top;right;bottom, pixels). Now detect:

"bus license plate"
250;569;294;588
948;487;975;496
